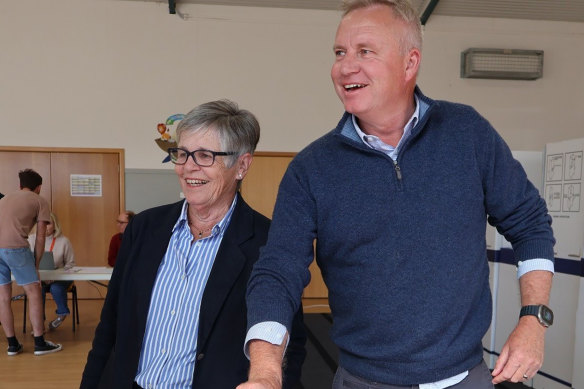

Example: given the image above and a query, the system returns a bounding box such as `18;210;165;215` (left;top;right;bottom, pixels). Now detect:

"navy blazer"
81;194;306;388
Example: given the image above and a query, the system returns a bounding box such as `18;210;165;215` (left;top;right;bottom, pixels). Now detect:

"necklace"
188;209;224;239
195;226;212;239
188;220;214;239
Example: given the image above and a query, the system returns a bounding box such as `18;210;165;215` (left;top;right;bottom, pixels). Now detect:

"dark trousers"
333;360;494;389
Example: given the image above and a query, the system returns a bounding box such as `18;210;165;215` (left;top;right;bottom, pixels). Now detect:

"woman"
81;99;306;389
28;212;75;330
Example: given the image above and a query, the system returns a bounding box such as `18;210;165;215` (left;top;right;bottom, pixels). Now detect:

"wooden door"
50;152;122;298
241;152;329;312
241;152;294;219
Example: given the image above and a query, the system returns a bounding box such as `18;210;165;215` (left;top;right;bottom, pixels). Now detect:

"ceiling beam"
420;0;440;25
168;0;176;14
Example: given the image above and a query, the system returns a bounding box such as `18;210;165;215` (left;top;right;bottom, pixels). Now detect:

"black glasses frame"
167;147;236;167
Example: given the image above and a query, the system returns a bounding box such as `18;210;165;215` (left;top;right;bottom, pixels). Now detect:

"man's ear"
404;48;421;82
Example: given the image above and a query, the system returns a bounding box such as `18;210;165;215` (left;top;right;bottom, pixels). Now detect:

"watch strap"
520;305;540;318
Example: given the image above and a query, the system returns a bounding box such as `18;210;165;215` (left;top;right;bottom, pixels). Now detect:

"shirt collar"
352;94;420;155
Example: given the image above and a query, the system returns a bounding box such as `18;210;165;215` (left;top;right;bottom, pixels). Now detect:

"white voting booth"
483;139;584;389
544;138;584;389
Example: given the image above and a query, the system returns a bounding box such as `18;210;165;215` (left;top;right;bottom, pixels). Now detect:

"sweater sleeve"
480;119;555;262
246;158;316;332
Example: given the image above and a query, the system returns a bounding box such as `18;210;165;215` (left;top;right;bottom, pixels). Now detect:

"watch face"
540;305;554;326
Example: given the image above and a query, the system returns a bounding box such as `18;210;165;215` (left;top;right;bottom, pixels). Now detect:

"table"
12;266;113;289
41;266;113;288
39;266;112;282
13;267;113;332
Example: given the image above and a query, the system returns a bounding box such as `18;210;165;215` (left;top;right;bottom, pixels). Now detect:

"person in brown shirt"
0;169;62;355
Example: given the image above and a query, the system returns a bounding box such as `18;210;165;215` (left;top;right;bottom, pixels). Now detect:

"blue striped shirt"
135;196;237;388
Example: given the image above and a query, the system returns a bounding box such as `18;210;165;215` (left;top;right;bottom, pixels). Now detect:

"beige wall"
1;0;583;169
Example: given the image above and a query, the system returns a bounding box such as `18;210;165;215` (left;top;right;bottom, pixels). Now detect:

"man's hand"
492;269;552;384
491;316;545;384
237;339;286;389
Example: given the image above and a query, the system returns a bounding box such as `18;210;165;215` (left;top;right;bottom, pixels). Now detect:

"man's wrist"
247;338;286;388
520;304;554;327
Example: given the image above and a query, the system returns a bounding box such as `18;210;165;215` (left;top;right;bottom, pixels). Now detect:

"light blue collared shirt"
135;196;237;389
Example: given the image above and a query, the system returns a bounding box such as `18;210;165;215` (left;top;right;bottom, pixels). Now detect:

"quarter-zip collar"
336;86;434;159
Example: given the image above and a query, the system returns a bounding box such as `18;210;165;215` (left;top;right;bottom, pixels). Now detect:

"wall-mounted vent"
460;48;544;80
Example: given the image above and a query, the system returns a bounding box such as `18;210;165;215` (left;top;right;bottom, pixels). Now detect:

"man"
0;169;62;355
239;1;555;388
107;210;135;267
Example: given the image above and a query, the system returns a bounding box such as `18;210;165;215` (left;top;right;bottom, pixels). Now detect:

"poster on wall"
70;174;102;197
544;138;583;261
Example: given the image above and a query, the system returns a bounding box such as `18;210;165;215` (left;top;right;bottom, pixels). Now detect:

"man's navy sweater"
247;90;555;385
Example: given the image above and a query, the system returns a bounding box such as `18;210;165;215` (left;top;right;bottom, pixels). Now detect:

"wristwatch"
520;304;554;327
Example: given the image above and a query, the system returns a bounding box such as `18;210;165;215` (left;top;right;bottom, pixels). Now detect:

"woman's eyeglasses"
167;147;235;167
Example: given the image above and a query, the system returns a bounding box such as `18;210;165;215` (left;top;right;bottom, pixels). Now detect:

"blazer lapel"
197;197;254;350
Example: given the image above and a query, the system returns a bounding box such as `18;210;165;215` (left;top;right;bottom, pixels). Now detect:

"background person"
240;1;555;388
107;210;135;267
28;212;76;330
81;99;305;388
0;169;62;356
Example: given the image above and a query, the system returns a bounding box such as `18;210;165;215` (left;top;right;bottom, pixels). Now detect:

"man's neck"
356;96;416;147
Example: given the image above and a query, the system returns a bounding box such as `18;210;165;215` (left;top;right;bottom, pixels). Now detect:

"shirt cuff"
517;258;555;279
243;321;288;360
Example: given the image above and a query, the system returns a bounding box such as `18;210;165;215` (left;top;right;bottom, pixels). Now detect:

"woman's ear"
236;153;253;180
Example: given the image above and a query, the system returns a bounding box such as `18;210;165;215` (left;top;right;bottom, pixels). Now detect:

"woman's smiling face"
174;128;240;212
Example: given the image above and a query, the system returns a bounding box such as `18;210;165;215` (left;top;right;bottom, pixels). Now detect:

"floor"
0;299;104;389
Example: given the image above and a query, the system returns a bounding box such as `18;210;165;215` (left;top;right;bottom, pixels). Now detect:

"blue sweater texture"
246;89;555;385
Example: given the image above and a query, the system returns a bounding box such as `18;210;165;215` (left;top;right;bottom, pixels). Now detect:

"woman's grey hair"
176;99;260;168
341;0;423;55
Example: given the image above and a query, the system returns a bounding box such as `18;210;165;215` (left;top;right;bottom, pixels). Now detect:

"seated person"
28;212;75;330
107;210;134;267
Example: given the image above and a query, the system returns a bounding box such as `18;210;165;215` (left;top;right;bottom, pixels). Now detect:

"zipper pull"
393;160;402;180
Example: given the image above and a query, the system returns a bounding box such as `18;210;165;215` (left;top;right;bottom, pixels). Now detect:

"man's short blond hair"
341;0;423;54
